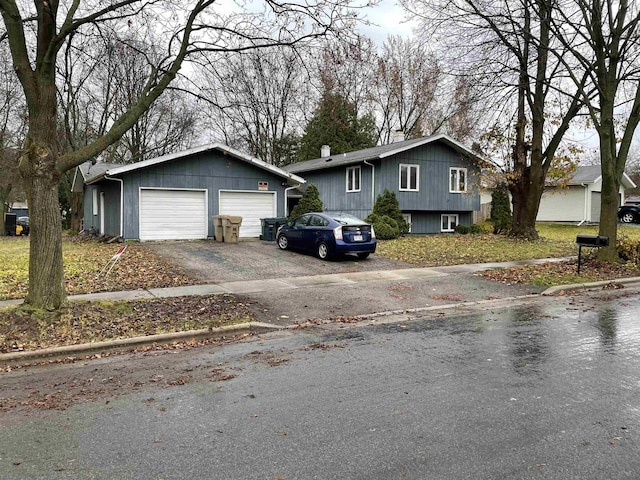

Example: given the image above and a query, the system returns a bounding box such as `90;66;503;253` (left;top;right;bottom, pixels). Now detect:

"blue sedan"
276;212;376;260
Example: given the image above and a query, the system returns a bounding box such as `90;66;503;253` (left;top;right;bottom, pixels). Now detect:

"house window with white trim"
346;166;361;192
450;167;467;193
92;188;99;215
441;214;458;232
400;164;419;191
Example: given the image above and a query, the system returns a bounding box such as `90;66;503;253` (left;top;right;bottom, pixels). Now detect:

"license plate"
353;234;363;241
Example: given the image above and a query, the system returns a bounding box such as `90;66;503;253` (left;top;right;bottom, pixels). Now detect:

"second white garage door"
219;191;277;238
139;188;207;241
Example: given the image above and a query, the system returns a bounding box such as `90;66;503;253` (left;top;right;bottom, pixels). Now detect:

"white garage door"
219;191;277;238
139;189;207;240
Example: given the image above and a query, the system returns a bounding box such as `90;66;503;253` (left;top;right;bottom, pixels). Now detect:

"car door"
287;214;311;249
305;214;331;248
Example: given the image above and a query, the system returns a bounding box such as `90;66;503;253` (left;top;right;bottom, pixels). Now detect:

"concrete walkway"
0;257;574;308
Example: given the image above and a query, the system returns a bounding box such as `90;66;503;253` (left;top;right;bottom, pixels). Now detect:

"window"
400;164;419;191
309;215;329;227
450;167;467;193
92;188;99;215
441;214;459;232
293;215;311;227
346;166;361;192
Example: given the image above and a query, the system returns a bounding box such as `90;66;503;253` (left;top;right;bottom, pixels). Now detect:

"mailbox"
576;235;609;273
576;235;609;247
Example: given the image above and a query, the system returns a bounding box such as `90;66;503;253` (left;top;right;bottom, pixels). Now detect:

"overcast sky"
359;0;417;46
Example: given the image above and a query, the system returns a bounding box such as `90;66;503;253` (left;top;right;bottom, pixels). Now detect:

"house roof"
567;165;636;189
74;143;305;188
284;133;483;174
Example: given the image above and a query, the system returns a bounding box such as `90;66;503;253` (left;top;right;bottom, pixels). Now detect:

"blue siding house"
284;134;483;234
72;143;304;240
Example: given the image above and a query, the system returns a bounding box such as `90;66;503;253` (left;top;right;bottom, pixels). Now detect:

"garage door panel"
219;191;276;238
140;189;207;241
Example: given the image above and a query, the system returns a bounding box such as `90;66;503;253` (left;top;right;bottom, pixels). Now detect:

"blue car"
276;212;376;260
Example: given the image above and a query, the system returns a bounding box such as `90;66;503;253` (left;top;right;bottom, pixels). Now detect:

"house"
72;143;305;240
537;165;636;223
284;134;483;234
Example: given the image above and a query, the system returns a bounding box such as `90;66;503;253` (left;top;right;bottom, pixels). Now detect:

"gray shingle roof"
284;134;482;174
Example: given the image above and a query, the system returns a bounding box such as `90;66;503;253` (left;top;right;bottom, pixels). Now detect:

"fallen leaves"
0;295;256;354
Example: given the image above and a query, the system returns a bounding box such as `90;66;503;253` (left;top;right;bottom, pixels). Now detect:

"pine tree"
296;90;377;162
490;184;512;234
290;184;323;218
365;189;409;239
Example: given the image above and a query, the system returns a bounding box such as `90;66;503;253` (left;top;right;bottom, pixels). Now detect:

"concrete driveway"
145;239;415;283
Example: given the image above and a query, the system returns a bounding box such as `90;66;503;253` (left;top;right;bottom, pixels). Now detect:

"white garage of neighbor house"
537;165;636;223
72;143;305;241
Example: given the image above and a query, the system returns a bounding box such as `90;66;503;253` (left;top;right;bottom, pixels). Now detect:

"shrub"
617;236;640;265
455;225;470;234
469;223;484;234
366;189;409;234
290;184;323;218
490;184;512;234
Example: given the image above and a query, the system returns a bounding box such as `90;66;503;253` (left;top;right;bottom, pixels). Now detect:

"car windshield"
328;213;366;226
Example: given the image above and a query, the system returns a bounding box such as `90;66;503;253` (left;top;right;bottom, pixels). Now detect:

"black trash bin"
261;217;289;241
261;218;278;241
4;213;16;236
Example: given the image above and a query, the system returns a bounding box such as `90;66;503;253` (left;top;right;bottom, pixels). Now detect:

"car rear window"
329;213;366;226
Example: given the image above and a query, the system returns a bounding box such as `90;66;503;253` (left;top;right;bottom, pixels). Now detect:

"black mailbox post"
576;235;609;273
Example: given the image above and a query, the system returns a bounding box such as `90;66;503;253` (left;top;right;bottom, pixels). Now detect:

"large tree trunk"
510;171;544;240
20;147;65;309
598;140;621;262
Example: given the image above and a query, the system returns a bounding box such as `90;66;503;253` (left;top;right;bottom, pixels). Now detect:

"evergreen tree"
297;90;377;161
365;189;409;239
490;184;512;234
290;184;323;218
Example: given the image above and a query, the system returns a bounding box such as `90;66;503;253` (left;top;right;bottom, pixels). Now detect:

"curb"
541;276;640;295
0;321;283;364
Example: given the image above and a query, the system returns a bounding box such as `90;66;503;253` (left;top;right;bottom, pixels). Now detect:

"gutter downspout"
364;160;375;207
284;184;301;217
104;175;124;238
577;182;588;226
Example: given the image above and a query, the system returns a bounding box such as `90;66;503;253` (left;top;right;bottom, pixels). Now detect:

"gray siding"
83;182;121;236
115;150;289;239
297;142;480;233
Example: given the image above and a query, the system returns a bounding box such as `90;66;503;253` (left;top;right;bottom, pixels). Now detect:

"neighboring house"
284;134;483;234
72;143;305;240
537;165;636;224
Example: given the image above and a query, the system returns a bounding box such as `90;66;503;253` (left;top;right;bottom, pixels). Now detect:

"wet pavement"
1;288;640;478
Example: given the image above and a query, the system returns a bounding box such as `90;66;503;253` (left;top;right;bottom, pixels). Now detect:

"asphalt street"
1;287;640;479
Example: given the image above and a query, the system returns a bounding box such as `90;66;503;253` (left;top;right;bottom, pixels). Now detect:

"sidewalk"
0;257;575;308
3;257;640;363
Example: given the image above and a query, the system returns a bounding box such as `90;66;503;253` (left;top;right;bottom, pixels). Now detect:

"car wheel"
277;234;288;250
356;252;370;259
317;241;330;260
621;212;636;223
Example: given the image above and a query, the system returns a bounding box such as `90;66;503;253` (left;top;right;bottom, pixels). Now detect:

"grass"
376;223;640;267
376;223;640;286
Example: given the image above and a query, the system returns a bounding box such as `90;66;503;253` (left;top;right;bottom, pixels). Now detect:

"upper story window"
346;166;361;192
399;164;419;191
450;167;467;193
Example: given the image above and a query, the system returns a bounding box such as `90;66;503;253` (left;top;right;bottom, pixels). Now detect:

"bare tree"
403;0;585;239
0;0;367;310
552;0;640;260
201;48;310;166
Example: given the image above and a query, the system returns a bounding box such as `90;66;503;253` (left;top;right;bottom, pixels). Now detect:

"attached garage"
139;188;207;241
75;143;304;240
219;190;276;238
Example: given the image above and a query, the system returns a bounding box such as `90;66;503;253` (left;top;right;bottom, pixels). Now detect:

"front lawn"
376;223;640;284
0;236;196;301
